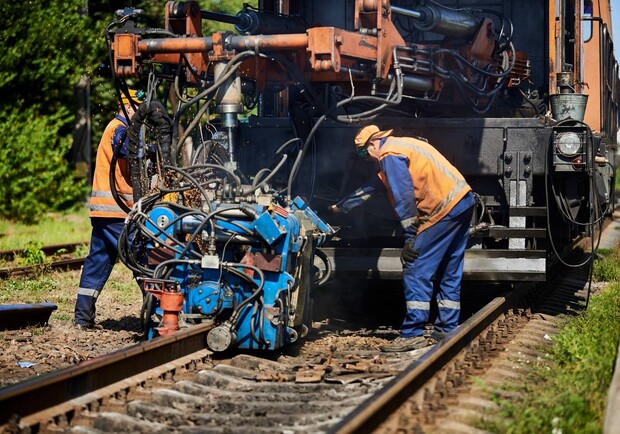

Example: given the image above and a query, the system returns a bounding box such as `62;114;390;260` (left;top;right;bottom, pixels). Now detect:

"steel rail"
329;283;531;434
0;242;88;262
330;213;609;433
0;258;86;279
0;322;213;425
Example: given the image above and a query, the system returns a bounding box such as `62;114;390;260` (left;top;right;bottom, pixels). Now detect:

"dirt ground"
0;267;144;388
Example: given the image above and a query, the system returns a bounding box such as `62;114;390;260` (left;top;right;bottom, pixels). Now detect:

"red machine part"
144;280;184;336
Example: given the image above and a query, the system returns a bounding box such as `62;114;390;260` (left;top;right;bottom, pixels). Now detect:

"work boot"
428;330;447;345
74;322;103;331
379;336;429;352
74;293;97;326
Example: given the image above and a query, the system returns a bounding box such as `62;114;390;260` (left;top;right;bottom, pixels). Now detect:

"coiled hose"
126;100;173;202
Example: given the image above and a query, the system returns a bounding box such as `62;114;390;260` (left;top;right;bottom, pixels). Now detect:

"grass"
478;250;620;434
0;206;91;251
0;266;138;326
0;207;139;326
593;248;620;281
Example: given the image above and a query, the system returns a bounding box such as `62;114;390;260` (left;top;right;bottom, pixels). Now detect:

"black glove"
401;241;419;263
145;143;158;156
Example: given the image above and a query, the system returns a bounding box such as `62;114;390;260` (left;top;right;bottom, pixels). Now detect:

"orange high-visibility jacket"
89;116;134;218
378;136;471;233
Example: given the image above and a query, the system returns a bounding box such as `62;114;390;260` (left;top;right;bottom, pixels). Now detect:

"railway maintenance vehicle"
104;0;618;351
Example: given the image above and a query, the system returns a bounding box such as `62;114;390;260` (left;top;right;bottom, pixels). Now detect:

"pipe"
391;4;481;39
200;10;243;26
139;34;309;54
233;10;308;35
198;9;307;35
214;62;243;163
582;17;605;135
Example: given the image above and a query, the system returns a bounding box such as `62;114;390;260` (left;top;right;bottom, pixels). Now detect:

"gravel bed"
0;274;403;389
0;268;144;388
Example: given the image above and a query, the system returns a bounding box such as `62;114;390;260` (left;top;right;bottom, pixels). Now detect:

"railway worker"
73;89;145;330
330;125;475;352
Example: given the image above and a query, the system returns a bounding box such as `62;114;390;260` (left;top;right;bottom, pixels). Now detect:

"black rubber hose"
127;101;173;201
109;129;132;214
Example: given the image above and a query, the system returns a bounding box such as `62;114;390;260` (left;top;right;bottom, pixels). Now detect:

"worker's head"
121;89;145;106
354;125;393;159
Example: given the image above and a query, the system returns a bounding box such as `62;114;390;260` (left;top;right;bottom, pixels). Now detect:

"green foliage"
0;0;257;224
21;241;47;266
74;243;90;258
0;207;90;250
0;0;98;222
0;105;88;223
0;1;99;113
198;0;257;34
593;247;620;281
0;275;61;304
480;284;620;434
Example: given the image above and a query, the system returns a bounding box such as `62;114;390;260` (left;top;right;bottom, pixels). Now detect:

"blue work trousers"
400;193;474;338
74;218;125;326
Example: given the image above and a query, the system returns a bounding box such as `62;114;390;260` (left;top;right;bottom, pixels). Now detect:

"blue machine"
125;192;334;352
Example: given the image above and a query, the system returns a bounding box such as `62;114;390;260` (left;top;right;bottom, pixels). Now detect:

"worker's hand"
401;241;419;264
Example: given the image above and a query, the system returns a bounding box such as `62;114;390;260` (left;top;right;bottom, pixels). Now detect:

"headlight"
556;132;582;156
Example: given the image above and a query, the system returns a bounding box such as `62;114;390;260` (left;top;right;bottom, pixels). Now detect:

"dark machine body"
107;0;618;349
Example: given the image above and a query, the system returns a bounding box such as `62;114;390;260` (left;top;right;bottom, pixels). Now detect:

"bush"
20;241;47;266
0;104;87;223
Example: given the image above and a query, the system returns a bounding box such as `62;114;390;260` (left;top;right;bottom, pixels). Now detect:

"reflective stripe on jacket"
89;116;134;218
378;136;471;233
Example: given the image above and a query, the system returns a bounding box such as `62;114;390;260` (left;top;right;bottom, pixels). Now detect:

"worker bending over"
331;125;474;352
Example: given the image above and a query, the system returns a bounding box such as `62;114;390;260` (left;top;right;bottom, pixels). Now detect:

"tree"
0;0;256;222
0;0;97;222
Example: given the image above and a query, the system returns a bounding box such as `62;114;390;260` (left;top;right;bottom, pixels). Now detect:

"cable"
313;248;332;287
544;121;599;269
172;51;257;161
285;48;405;199
223;262;265;327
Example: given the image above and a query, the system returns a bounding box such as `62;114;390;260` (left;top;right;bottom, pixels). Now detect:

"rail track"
0;256;594;433
0;243;87;262
0;242;87;279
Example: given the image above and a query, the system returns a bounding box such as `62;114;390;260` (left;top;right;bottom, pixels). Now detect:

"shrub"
0;104;87;223
21;241;47;266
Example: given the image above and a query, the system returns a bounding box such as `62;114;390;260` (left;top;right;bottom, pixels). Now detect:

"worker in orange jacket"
74;89;145;329
331;125;474;351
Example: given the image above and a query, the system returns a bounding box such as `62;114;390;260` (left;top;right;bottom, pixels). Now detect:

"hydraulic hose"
108;129;132;214
126;100;173;202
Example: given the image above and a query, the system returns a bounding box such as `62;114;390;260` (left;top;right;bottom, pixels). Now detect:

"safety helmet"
354;125;393;148
121;89;145;105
